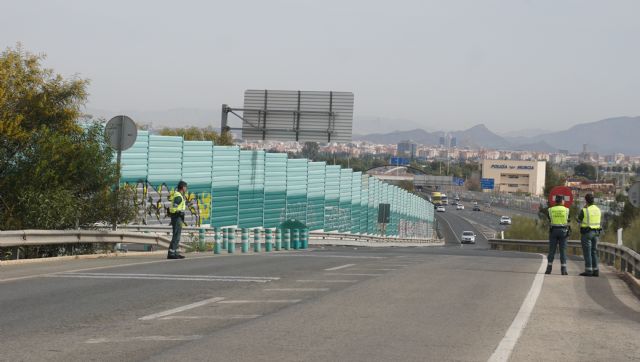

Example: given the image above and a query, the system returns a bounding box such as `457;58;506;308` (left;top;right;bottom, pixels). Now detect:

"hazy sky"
2;0;639;133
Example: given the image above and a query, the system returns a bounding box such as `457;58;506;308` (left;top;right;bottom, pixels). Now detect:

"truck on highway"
431;192;442;206
441;193;448;205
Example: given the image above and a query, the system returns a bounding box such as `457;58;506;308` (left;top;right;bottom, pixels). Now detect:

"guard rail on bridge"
488;239;640;279
0;227;441;261
0;230;171;249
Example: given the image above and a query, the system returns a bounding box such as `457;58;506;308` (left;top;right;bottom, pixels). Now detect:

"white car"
461;231;476;244
456;204;464;210
436;205;446;212
500;216;512;225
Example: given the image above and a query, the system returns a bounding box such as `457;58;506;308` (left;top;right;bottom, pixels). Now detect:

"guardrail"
0;227;440;261
488;239;640;279
0;230;171;248
115;225;439;244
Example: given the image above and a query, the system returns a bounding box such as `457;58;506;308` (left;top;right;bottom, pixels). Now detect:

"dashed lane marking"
159;315;262;320
324;263;356;271
217;299;302;304
296;279;358;283
139;297;225;320
86;335;202;344
264;288;330;292
324;273;384;276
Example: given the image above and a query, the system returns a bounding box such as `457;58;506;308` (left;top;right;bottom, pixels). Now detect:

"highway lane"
2;246;545;361
2;210;639;361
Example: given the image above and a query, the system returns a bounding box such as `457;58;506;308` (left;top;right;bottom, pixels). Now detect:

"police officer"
546;195;570;275
577;193;601;276
168;180;188;259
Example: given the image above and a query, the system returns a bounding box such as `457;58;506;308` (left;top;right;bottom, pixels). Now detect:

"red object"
549;186;574;208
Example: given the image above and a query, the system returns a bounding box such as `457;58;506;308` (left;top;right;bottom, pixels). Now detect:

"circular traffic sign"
629;182;640;208
549;186;574;208
105;115;137;151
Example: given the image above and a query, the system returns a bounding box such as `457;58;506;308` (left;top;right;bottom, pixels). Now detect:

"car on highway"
461;231;476;244
500;216;512;225
436;205;446;212
472;205;481;211
456;204;464;210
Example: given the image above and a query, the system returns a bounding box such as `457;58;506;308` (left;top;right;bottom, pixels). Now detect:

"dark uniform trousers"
169;215;183;252
548;227;568;266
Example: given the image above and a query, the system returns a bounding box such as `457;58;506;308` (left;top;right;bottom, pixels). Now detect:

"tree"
544;162;564;197
574;163;597;180
0;45;135;230
301;142;319;160
159;126;234;145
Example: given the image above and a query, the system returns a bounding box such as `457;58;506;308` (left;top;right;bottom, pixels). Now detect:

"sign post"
105;116;137;230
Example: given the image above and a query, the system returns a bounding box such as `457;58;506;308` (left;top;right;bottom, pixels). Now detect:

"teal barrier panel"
211;146;240;227
116;134;436;236
239;150;265;228
338;168;352;232
264;153;287;228
182;141;213;226
351;171;362;234
306;161;326;231
120;130;149;183
324;165;341;231
286;159;308;223
360;175;369;234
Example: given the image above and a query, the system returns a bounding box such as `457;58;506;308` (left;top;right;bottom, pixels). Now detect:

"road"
1;211;639;361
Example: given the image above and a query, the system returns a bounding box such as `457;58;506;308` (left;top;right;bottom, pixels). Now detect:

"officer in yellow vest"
168;180;188;259
546;195;570;275
577;193;601;276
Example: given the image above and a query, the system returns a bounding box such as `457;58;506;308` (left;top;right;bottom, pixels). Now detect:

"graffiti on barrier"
122;180;211;227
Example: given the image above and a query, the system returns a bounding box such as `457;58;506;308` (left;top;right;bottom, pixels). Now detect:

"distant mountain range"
354;116;640;155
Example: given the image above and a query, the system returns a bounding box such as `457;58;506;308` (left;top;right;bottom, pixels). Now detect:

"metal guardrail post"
283;229;290;250
222;228;228;250
265;229;273;252
227;228;236;253
213;227;221;254
253;228;261;253
300;228;308;249
241;228;249;253
292;229;300;250
199;228;205;251
275;228;282;251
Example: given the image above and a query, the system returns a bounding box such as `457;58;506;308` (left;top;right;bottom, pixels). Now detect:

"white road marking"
159;315;262;320
86;335;202;343
217;299;301;304
378;264;410;267
46;274;272;283
296;279;358;283
139;297;225;321
55;272;279;280
264;288;330;292
325;273;384;276
487;255;547;362
270;254;386;259
324;263;356;271
0;256;218;284
349;268;397;271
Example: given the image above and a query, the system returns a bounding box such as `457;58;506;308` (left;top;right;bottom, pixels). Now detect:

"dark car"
473;205;481;211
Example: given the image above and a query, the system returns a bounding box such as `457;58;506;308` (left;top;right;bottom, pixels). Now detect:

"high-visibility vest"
169;192;186;214
548;205;569;226
580;205;601;230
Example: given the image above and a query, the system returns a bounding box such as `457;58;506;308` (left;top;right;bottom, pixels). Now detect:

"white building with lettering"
481;160;546;195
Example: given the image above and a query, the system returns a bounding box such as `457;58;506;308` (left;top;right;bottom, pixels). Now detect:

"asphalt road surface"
2;211;639;361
